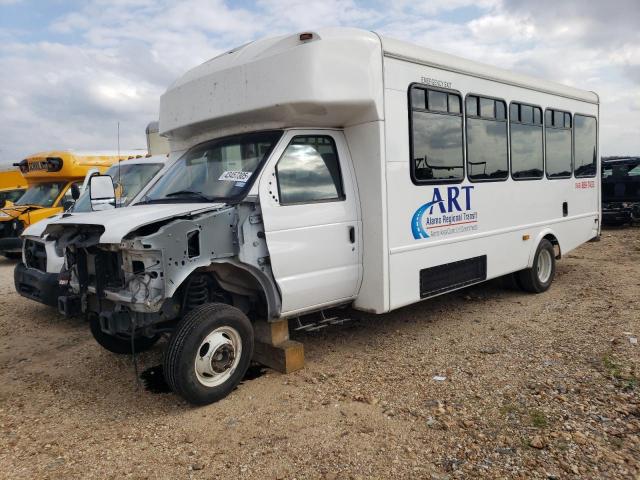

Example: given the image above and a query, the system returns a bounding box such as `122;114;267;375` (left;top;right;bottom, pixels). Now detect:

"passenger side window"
465;95;509;181
510;102;544;180
574;115;597;178
409;85;464;183
545;108;572;179
276;135;344;205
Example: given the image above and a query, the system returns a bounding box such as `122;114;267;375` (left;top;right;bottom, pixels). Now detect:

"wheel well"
176;263;273;319
542;233;561;259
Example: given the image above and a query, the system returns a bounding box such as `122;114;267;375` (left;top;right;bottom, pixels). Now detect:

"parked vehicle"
0;168;29;206
15;155;171;307
601;157;640;225
48;28;600;405
0;150;140;257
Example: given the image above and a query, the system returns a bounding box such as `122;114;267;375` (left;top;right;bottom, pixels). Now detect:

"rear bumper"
14;262;62;307
0;237;22;254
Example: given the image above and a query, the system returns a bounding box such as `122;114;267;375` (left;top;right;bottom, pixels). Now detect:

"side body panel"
383;57;599;311
345;121;389;313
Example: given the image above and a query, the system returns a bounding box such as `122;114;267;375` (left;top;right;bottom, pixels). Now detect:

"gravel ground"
0;227;639;479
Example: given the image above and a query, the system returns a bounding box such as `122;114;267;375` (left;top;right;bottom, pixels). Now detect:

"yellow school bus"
0;169;29;206
0;150;141;257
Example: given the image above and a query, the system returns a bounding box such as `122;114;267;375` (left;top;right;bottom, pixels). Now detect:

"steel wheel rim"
194;326;242;387
537;249;553;284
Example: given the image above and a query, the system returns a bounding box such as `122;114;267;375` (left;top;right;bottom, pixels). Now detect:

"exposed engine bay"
46;202;280;337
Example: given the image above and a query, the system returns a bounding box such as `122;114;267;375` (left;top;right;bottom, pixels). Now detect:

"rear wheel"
89;315;161;354
517;239;556;293
163;303;254;405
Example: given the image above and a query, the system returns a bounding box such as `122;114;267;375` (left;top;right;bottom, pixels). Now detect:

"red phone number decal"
575;180;595;189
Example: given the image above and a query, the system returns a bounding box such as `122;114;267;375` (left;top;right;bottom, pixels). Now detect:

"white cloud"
0;0;639;165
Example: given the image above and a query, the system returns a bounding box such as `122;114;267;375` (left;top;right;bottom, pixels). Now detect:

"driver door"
259;130;362;315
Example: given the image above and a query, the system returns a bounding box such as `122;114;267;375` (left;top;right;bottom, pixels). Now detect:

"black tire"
89;315;161;354
163;303;254;405
517;239;556;293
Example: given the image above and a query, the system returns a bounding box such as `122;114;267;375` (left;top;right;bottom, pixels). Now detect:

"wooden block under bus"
253;340;305;374
253;318;290;345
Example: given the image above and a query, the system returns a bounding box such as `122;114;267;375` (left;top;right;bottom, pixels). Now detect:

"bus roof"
160;27;598;142
0;169;28;190
17;150;145;180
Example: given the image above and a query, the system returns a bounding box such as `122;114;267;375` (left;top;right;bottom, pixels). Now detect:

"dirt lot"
0;228;639;479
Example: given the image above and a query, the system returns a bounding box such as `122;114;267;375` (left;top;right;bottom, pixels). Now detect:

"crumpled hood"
44;202;224;244
22;214;63;239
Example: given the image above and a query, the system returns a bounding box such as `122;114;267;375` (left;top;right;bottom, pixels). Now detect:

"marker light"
299;32;313;41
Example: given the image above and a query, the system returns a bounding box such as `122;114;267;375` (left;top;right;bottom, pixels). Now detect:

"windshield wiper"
164;190;214;201
136;191;226;205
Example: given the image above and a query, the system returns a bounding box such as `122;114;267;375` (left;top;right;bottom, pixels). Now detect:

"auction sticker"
219;171;252;182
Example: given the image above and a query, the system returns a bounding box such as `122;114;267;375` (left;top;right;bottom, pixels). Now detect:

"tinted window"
466;95;508;181
276;136;344;204
0;189;25;203
480;97;495;118
466;96;478;117
411;89;426;109
546;109;572;178
410;85;464;183
428;90;447;112
448;94;461;113
574;115;597;177
510;102;544;180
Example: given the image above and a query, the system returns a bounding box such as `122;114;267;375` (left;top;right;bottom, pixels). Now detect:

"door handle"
348;226;355;244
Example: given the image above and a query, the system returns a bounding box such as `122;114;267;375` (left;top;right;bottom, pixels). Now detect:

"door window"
276;135;345;205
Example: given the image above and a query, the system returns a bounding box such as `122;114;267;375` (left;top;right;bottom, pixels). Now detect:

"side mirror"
89;175;116;211
62;200;75;211
70;183;81;200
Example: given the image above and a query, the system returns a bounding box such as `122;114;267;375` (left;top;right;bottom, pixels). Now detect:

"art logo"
411;186;478;240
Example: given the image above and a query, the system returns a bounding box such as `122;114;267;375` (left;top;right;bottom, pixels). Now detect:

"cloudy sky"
0;0;638;165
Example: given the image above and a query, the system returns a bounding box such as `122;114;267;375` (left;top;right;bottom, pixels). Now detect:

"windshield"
15;182;67;207
602;162;640;179
73;162;164;212
142;131;282;203
0;189;26;203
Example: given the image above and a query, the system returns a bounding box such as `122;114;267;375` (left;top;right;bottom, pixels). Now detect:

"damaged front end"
49;203;278;339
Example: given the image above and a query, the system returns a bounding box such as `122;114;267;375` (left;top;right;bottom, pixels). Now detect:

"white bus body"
159;27;599;314
48;28;599;404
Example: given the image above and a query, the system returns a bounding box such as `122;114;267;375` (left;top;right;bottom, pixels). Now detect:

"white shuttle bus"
48;28;599;405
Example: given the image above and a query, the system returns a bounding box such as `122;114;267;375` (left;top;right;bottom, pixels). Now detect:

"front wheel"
163;303;254;405
89;315;161;354
517;239;556;293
